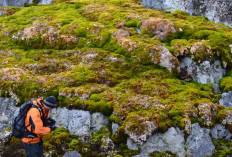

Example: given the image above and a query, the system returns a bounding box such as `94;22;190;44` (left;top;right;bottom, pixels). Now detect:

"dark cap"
43;96;57;108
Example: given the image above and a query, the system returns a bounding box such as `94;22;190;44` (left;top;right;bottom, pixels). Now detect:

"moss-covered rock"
1;0;232;154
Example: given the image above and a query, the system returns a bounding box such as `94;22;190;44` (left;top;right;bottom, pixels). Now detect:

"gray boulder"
91;112;109;132
0;97;17;135
0;0;33;7
219;92;232;108
50;107;91;135
127;127;186;157
180;57;226;93
127;138;139;150
0;0;52;6
211;124;232;141
140;0;232;28
38;0;53;5
63;151;81;157
141;127;186;157
50;107;109;135
186;123;215;157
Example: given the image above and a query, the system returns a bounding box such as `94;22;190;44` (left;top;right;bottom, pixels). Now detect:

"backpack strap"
24;102;46;138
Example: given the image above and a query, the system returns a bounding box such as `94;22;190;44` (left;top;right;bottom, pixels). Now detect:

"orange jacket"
21;98;51;144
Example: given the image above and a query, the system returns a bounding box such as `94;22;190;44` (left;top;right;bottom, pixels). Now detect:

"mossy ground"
0;0;232;156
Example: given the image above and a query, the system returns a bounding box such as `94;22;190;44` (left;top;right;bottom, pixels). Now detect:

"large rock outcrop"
50;107;109;135
140;0;232;27
127;127;186;157
0;0;52;7
127;123;215;157
179;57;226;93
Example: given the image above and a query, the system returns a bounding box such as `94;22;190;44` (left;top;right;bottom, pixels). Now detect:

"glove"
50;125;57;131
47;118;56;126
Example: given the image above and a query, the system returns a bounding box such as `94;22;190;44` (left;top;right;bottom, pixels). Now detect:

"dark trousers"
22;141;43;157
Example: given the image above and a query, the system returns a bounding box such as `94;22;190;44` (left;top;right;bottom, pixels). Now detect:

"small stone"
112;123;119;134
63;151;81;157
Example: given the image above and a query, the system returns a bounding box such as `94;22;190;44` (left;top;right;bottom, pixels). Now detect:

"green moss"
125;19;139;27
1;0;232;152
172;10;190;19
110;114;122;123
220;70;232;92
212;139;232;157
149;151;175;157
118;144;140;156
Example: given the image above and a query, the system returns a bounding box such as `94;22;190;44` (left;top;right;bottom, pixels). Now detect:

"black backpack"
11;101;45;138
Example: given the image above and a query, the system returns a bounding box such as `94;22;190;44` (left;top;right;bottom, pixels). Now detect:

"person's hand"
50;125;57;131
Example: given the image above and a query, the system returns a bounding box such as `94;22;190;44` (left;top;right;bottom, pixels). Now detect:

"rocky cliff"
140;0;232;27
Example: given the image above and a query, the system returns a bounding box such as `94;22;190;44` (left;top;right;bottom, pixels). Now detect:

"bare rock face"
127;127;186;157
140;0;232;28
50;107;109;135
180;57;226;93
91;112;109;132
38;0;53;5
0;97;17;135
127;123;216;156
0;0;52;6
210;124;232;141
219;92;232;108
0;0;32;7
186;123;215;157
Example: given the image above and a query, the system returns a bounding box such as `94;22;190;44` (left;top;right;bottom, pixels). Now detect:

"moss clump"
149;151;175;157
212;139;232;157
219;70;232;92
1;136;25;157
